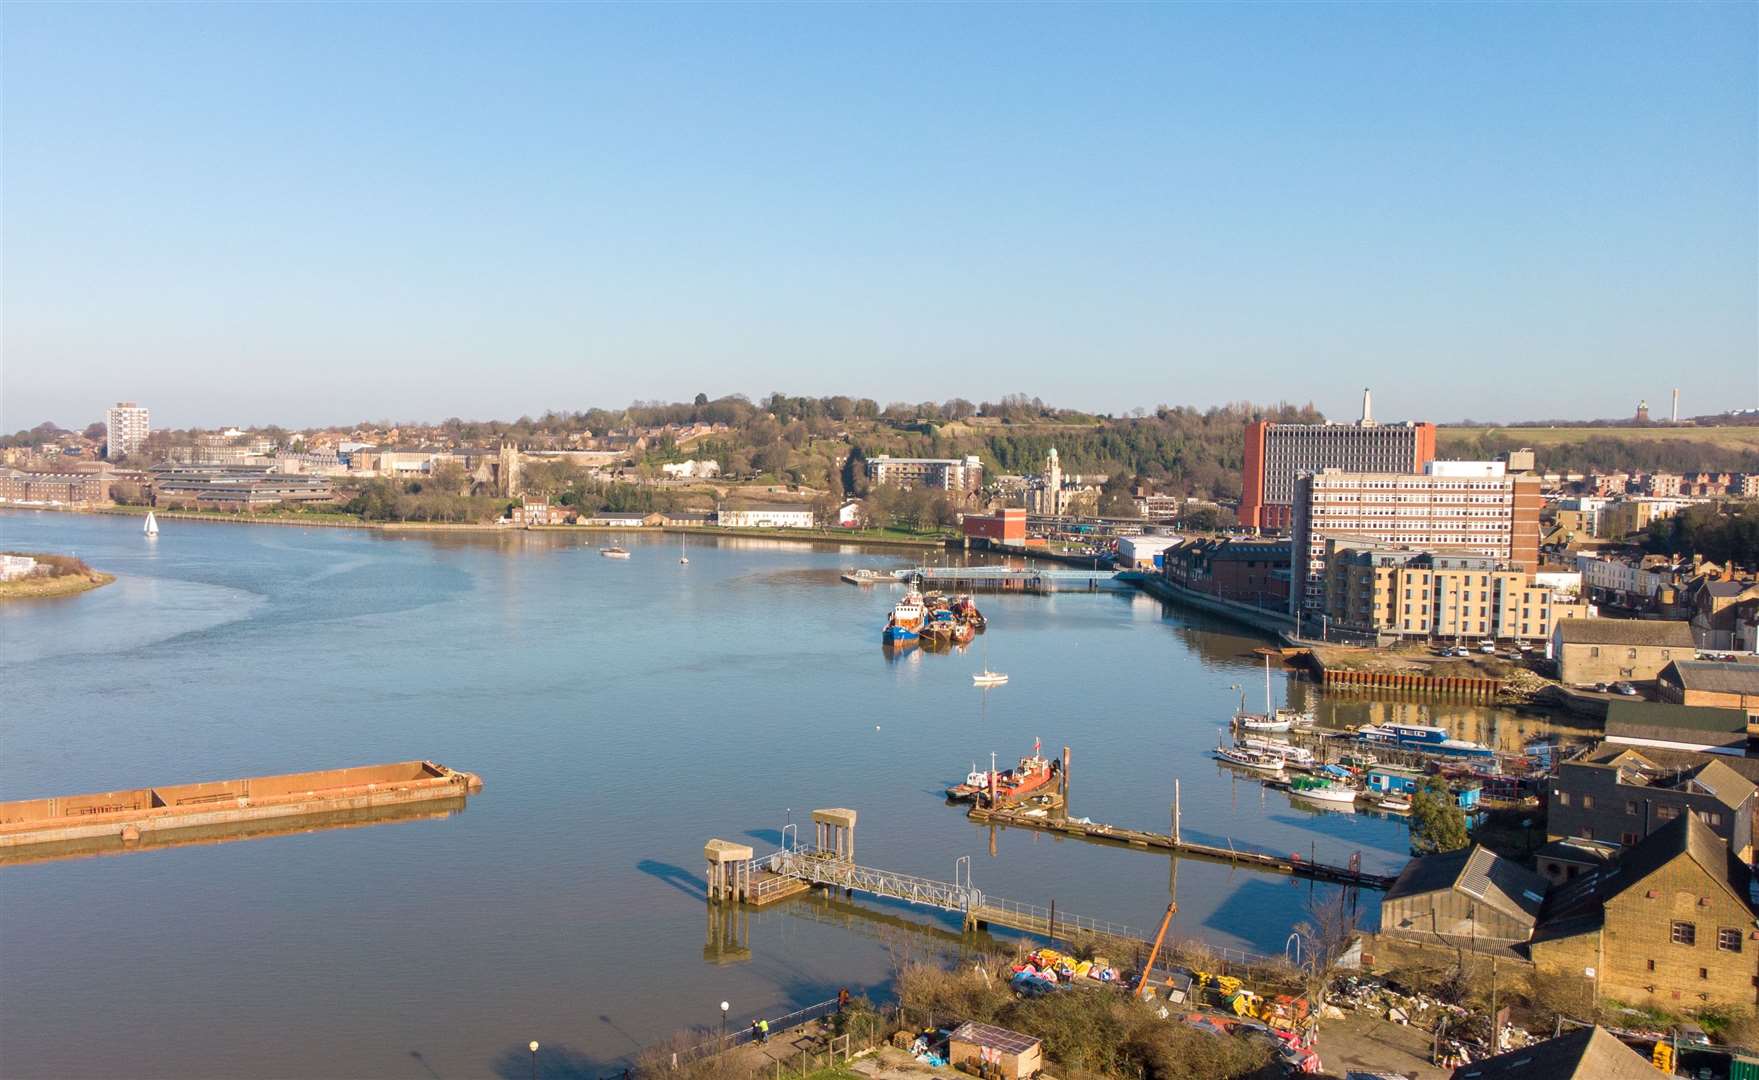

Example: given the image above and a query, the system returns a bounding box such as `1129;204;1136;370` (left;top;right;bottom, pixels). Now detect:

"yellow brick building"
1322;544;1587;642
1530;813;1758;1014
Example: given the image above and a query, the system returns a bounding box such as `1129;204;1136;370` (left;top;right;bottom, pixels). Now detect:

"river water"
0;512;1587;1079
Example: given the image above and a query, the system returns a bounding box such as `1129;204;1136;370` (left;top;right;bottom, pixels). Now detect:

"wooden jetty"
966;802;1395;890
0;761;483;854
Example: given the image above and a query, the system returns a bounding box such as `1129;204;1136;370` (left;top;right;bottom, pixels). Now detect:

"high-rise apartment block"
865;455;984;494
1290;460;1541;613
1239;389;1435;532
104;402;150;460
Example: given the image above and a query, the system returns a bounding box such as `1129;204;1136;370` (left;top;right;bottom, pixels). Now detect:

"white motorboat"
1213;745;1286;774
599;547;631;560
1375;797;1413;813
972;670;1009;686
1287;776;1360;804
1237;735;1315;767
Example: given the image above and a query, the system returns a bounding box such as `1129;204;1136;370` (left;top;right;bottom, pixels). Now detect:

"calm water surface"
0;512;1584;1079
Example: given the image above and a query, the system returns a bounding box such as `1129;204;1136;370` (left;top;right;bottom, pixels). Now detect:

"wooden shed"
948;1021;1042;1080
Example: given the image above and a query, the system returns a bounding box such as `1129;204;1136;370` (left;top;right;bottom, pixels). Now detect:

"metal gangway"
743;836;1139;940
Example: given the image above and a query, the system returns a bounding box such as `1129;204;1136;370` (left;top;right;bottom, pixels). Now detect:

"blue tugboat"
881;591;926;646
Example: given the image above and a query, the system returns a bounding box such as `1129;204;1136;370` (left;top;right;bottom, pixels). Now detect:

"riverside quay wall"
0;761;482;853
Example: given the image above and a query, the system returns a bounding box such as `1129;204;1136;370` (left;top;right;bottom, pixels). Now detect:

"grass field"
1440;425;1759;450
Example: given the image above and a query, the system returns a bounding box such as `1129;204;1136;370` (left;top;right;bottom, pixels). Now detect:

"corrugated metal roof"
949;1022;1039;1054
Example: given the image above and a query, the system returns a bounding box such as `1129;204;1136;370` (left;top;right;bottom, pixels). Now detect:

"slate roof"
1554;618;1695;647
1384;845;1548;929
1580;742;1759;783
1660;659;1759;695
1603;701;1750;752
1535;814;1756;943
1450;1025;1656;1079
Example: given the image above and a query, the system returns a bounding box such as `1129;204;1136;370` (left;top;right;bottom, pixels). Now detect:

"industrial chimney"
1671;388;1679;424
1361;387;1374;426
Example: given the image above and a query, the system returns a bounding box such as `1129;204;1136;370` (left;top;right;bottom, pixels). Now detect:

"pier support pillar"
704;840;754;904
810;808;858;862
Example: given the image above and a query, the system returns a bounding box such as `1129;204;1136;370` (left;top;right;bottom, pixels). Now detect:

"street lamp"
528;1041;539;1080
720;1001;730;1046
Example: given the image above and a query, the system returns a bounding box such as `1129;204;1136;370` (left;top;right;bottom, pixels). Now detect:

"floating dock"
0;761;483;856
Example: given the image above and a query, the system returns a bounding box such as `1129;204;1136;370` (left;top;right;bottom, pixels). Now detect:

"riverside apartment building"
1290;460;1542;615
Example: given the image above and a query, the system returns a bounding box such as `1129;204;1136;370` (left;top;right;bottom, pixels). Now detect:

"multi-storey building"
1288;461;1541;614
1600;497;1697;540
1738;474;1759;499
1547;744;1755;858
104;402;150;461
0;469;111;506
865;455;984;495
1643;472;1683;497
1322;547;1587;642
1239;389;1435;532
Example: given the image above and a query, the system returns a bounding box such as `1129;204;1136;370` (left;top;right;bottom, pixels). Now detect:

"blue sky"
3;2;1754;429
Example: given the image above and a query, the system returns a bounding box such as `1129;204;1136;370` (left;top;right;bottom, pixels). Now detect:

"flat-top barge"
0;760;482;856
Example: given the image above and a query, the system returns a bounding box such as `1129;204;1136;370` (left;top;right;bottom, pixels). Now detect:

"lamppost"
528;1040;539;1080
720;1001;730;1047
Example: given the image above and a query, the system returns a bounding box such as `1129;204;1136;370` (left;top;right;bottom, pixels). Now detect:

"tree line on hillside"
1641;504;1759;567
1439;432;1759;476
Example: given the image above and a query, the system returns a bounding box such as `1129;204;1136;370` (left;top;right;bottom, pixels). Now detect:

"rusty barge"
0;760;482;860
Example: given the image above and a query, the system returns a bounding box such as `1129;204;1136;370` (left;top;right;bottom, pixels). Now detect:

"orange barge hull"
0;760;483;852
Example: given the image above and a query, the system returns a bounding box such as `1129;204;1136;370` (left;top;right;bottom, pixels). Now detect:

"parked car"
1611;681;1639;697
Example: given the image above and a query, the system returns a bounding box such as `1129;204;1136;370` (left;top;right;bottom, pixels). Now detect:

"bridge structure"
891;565;1127;593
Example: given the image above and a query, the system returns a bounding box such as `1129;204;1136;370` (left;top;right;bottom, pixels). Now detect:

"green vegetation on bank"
0;552;114;600
1641;502;1759;566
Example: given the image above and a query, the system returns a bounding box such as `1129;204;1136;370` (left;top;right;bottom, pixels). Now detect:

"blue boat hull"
882;625;920;646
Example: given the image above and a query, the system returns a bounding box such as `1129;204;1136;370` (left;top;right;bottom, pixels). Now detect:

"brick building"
0;469;112;506
1550;618;1695;687
1657;660;1759;723
962;508;1027;545
1322;546;1586;643
1546;743;1754;861
1530;813;1758;1014
1161;537;1291;610
1238;389;1435;532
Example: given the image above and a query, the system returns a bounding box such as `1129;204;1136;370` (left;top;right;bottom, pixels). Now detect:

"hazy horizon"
4;3;1755;430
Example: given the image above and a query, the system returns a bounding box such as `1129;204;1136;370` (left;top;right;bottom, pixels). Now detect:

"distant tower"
1361;388;1374;426
1045;447;1062;514
1636;400;1650;424
499;441;522;497
1671;388;1679;423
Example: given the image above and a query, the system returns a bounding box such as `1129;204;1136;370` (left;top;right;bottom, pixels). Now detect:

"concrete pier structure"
704;839;755;903
810;808;857;861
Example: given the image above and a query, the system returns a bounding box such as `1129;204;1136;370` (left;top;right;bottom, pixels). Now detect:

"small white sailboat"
1233;655;1298;731
972;633;1007;686
143;511;159;537
679;535;688;564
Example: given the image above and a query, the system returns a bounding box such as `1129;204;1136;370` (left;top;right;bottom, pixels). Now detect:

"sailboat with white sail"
1232;655;1301;732
143;512;159;537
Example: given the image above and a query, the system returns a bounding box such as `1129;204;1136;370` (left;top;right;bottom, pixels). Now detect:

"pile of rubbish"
1328;975;1470;1030
1328;975;1543;1068
1009;947;1121;989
